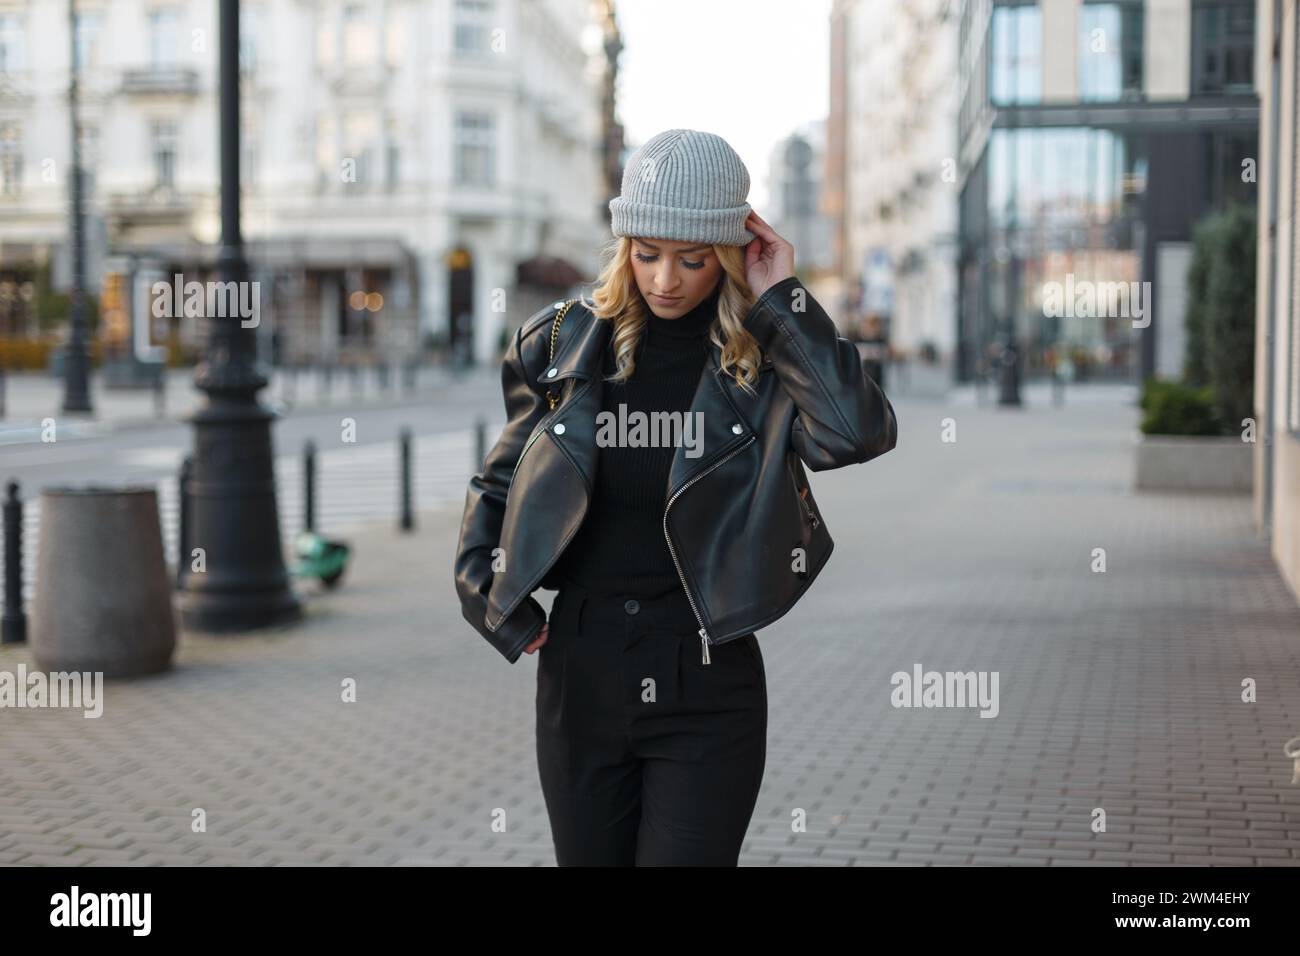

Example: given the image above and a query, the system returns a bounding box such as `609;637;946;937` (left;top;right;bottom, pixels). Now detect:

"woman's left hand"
743;211;796;299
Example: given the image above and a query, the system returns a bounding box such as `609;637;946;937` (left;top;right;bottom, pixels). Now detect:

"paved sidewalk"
1;389;1298;865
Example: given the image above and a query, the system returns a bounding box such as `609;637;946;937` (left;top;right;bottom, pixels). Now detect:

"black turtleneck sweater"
551;288;718;598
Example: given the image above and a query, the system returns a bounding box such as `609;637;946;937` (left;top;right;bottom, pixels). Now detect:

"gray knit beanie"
609;129;755;246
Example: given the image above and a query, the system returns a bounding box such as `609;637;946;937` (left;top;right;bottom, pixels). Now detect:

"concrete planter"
1134;434;1252;493
31;485;176;677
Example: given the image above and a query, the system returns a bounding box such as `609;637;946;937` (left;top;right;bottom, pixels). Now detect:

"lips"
651;293;682;304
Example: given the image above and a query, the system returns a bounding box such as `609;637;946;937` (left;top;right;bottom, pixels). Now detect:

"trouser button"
624;599;640;615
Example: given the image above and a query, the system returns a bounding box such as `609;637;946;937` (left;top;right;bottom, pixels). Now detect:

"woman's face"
629;237;723;318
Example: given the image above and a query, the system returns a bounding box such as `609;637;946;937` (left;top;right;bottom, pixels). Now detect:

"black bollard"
475;417;486;472
2;480;26;644
997;342;1022;407
177;455;192;589
304;439;316;534
153;367;166;419
399;427;414;532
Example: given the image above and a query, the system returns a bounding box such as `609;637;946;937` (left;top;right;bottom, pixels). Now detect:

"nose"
654;259;680;294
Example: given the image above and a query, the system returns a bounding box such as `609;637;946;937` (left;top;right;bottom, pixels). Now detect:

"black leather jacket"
454;276;898;665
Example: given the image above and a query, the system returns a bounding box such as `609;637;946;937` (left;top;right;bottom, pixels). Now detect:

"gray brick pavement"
2;390;1298;865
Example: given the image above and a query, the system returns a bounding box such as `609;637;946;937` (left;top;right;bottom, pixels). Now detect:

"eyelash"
634;252;705;270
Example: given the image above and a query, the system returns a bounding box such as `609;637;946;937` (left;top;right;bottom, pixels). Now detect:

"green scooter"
291;530;351;589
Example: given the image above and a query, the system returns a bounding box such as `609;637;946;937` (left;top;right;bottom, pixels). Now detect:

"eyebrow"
634;240;711;254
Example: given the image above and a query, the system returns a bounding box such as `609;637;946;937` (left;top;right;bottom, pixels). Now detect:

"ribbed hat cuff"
609;197;755;246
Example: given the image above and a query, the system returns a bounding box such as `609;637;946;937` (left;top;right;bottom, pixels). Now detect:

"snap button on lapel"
731;423;743;434
547;367;558;377
553;422;566;435
552;300;564;309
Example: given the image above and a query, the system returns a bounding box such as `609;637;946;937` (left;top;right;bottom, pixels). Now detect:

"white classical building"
0;0;615;365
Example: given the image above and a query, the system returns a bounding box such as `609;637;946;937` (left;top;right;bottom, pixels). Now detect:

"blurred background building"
767;121;834;274
825;0;959;366
766;120;838;309
956;0;1258;383
0;0;622;370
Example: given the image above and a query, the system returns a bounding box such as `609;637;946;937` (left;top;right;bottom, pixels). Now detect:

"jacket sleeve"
453;321;550;663
743;276;898;471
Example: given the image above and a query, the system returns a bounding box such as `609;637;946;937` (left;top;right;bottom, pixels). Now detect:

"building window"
990;3;1041;105
151;119;178;189
454;0;495;55
0;122;21;196
454;110;495;186
77;122;98;196
386;13;403;67
316;114;337;190
242;121;258;189
240;6;260;74
315;10;334;68
342;4;377;66
0;13;25;73
148;8;181;69
1191;1;1254;97
343;111;380;190
385;114;400;190
74;11;102;73
1079;2;1143;102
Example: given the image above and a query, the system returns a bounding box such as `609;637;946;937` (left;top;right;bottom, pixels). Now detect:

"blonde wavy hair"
582;236;763;395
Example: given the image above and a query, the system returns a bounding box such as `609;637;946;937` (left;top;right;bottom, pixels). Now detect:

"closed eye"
633;251;706;270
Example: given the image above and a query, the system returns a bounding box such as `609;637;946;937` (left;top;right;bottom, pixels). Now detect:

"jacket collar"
533;300;758;497
534;300;608;385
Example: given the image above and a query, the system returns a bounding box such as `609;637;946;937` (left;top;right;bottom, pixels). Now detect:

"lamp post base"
176;389;302;634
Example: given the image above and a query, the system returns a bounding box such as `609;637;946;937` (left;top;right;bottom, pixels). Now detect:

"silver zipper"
487;378;590;634
662;434;756;664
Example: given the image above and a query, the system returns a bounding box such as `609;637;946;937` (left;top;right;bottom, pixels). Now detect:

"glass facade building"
956;0;1259;383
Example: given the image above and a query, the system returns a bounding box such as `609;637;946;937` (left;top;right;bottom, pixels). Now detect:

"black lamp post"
177;0;300;631
61;0;92;415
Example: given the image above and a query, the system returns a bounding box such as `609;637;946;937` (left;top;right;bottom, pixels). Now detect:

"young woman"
454;128;898;866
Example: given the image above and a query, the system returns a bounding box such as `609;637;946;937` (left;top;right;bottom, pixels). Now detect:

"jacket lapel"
534;301;758;498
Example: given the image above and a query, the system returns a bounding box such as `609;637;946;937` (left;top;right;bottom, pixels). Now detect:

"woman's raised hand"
743;211;796;299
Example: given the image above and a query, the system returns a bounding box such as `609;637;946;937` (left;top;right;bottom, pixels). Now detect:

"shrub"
1139;376;1223;436
1183;203;1256;430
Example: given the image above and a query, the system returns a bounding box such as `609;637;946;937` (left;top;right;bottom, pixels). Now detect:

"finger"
746;214;779;241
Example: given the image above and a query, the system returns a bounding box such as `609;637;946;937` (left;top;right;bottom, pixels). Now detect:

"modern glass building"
956;0;1259;382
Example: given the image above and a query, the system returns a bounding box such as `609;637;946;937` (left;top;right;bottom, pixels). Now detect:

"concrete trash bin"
31;484;176;678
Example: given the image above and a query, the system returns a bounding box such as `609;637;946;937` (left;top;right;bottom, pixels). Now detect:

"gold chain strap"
544;299;576;410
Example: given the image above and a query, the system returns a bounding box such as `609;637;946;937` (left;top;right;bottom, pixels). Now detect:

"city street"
0;366;503;601
1;384;1296;866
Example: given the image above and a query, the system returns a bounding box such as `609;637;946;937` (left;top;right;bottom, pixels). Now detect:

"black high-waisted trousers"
536;579;768;866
